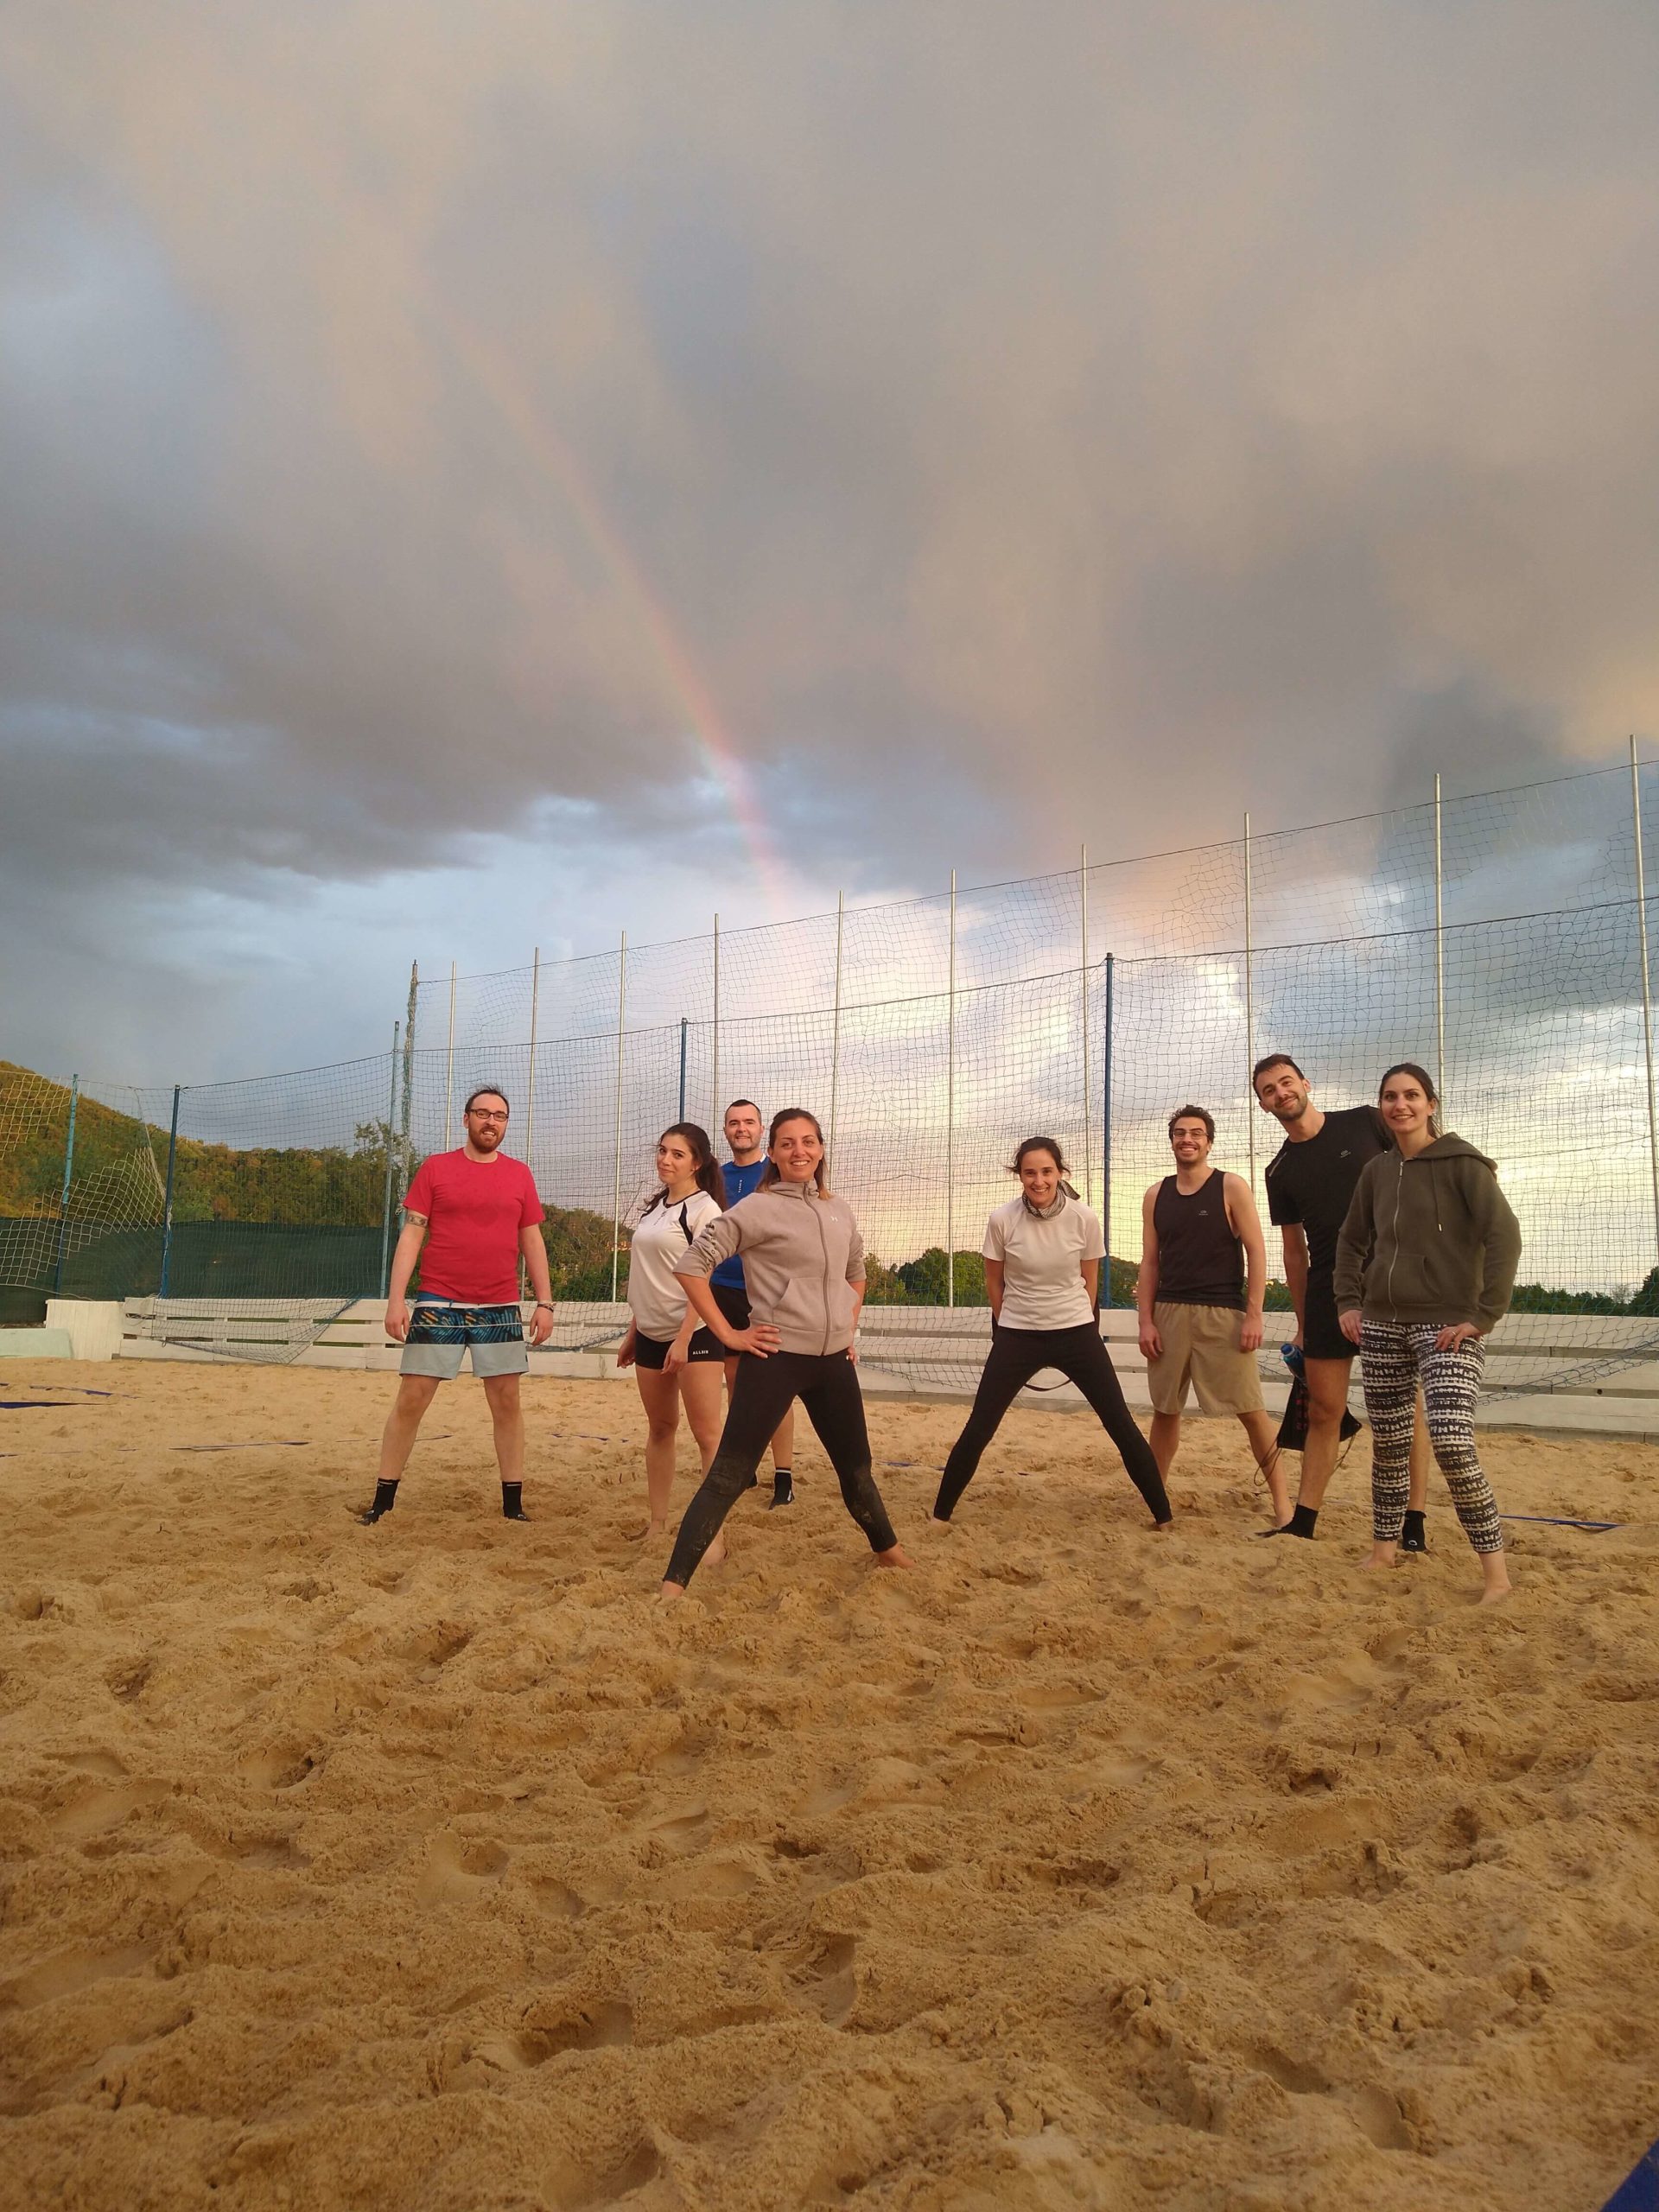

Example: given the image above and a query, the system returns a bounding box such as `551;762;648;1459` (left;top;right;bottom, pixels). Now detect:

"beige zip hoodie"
676;1179;865;1357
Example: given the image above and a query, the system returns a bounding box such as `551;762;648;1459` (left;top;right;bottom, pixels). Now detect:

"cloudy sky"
3;0;1658;1087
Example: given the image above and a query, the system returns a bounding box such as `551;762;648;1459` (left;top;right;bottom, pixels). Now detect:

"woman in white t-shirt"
931;1136;1173;1527
619;1123;728;1539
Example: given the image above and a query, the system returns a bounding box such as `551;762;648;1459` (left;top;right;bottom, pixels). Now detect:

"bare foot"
657;1581;687;1602
1363;1541;1398;1573
874;1544;914;1571
924;1514;953;1532
1153;1518;1174;1535
625;1519;669;1543
1478;1556;1512;1605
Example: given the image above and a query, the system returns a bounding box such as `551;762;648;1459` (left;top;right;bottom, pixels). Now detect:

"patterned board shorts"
400;1298;528;1379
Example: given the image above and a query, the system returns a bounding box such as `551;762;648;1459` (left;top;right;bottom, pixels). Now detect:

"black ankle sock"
502;1482;528;1522
768;1468;794;1509
1262;1502;1319;1539
359;1478;398;1524
1401;1509;1427;1552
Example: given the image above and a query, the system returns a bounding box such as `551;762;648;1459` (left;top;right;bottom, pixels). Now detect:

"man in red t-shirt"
358;1086;554;1524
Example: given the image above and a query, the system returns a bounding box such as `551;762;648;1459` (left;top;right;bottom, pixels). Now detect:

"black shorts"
1302;1272;1355;1363
710;1281;751;1335
633;1325;723;1371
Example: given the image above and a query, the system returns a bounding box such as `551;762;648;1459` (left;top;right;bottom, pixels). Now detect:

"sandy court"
0;1360;1655;2211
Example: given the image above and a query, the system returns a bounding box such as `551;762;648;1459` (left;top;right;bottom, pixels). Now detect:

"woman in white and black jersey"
619;1122;728;1539
931;1137;1173;1529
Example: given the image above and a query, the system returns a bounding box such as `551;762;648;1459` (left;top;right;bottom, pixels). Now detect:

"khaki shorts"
1147;1300;1263;1416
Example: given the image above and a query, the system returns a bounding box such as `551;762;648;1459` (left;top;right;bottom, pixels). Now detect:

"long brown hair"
758;1106;831;1196
640;1122;727;1214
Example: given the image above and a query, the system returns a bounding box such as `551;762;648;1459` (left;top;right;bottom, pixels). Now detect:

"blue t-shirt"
710;1158;766;1287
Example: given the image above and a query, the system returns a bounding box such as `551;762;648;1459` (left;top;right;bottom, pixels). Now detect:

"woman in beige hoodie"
660;1108;912;1596
1334;1063;1521;1603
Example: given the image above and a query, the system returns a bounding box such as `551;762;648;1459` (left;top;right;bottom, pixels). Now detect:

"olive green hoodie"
1332;1135;1522;1332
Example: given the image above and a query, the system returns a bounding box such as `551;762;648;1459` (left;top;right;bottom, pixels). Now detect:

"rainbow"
449;325;793;916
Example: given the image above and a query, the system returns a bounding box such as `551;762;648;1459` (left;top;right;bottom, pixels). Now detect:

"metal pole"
828;889;845;1165
52;1075;79;1296
678;1018;688;1122
946;870;957;1307
1243;813;1256;1193
525;946;541;1179
442;959;457;1151
1080;843;1090;1206
378;1021;400;1297
399;962;416;1199
610;930;628;1301
158;1084;181;1299
710;913;721;1133
1434;774;1446;1111
1631;736;1659;1262
1101;954;1115;1306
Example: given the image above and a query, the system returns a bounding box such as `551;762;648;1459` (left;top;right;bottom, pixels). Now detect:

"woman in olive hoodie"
1333;1062;1521;1602
660;1107;912;1596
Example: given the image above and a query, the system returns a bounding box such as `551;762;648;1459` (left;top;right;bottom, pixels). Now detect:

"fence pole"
1101;954;1115;1306
525;946;541;1178
610;930;628;1301
1243;812;1256;1193
946;870;957;1306
378;1021;400;1298
52;1074;79;1296
400;962;416;1199
1434;774;1447;1110
678;1017;688;1122
442;959;457;1151
1631;736;1659;1262
158;1084;181;1300
710;913;721;1133
1080;843;1091;1205
829;889;844;1165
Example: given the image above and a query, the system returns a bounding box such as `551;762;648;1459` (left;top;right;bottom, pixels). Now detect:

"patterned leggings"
1360;1321;1503;1554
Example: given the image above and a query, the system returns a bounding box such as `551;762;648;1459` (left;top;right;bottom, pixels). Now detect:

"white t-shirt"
628;1189;723;1339
982;1194;1105;1332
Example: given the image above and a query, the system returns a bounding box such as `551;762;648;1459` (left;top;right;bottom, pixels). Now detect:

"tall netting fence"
4;760;1659;1382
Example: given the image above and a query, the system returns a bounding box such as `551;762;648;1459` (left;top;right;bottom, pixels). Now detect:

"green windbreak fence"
0;1220;385;1301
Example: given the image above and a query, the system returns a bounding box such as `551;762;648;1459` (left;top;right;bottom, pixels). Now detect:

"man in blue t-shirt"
711;1098;795;1507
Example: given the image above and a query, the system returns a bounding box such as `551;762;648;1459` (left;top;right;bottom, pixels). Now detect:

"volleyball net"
4;758;1658;1387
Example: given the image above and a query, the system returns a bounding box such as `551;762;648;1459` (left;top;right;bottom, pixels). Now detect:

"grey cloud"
3;0;1659;1079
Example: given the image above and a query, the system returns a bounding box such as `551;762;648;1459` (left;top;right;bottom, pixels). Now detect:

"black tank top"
1153;1172;1244;1309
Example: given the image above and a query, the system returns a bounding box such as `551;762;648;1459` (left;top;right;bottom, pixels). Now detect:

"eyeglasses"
468;1109;509;1123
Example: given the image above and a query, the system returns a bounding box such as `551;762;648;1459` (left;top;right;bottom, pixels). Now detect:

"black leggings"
664;1351;898;1587
934;1321;1172;1523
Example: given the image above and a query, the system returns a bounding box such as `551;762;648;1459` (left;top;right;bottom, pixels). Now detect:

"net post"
678;1017;688;1122
378;1021;400;1299
710;914;721;1133
52;1074;79;1296
611;930;628;1302
442;960;457;1151
946;869;957;1307
828;890;844;1164
1101;954;1115;1306
400;963;416;1198
1080;843;1090;1205
1243;812;1256;1193
1631;736;1659;1262
525;946;541;1178
159;1084;181;1300
1434;773;1447;1110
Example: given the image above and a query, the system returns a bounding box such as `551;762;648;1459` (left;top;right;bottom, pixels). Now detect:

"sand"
0;1359;1655;2212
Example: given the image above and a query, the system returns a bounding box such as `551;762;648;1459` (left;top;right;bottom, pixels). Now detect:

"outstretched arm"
1224;1173;1267;1352
1136;1186;1161;1360
385;1214;427;1342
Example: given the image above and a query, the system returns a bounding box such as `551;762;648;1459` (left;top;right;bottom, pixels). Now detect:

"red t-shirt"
403;1150;543;1304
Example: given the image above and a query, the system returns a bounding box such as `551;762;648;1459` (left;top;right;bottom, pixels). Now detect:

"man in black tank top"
1137;1106;1291;1528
